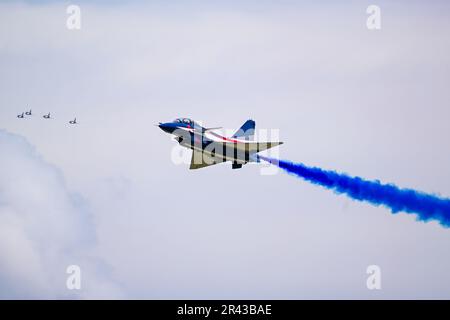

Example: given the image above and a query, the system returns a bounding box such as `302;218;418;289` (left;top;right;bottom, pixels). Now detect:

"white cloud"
0;129;122;298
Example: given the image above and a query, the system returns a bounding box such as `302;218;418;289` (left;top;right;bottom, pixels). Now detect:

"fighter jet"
43;113;51;119
69;118;77;124
25;109;32;116
17;112;24;118
158;118;283;169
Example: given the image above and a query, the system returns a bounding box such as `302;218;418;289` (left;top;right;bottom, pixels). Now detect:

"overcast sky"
1;0;450;299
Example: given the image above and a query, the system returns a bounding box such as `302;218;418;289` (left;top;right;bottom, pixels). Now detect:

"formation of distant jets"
17;109;77;124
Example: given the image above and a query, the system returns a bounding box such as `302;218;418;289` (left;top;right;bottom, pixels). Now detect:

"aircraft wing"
189;142;283;169
212;141;283;153
189;150;225;170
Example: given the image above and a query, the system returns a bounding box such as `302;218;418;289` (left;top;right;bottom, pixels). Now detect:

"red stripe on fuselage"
209;132;238;143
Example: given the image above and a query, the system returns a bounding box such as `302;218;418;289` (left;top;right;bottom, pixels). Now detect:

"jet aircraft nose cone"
158;122;175;133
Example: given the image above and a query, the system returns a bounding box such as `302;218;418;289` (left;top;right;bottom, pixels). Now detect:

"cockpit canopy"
173;118;195;126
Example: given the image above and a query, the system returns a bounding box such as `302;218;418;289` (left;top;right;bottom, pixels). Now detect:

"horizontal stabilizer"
248;141;283;153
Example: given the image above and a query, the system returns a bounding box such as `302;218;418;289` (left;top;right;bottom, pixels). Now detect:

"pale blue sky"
1;0;450;298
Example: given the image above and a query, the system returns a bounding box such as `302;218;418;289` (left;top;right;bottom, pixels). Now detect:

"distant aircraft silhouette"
25;109;32;116
69;118;77;124
17;112;24;118
43;113;51;119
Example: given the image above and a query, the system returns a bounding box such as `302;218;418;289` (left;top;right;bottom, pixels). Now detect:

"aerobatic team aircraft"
158;118;282;169
15;109;77;123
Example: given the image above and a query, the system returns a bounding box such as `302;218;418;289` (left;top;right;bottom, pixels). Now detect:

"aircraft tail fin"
232;119;255;140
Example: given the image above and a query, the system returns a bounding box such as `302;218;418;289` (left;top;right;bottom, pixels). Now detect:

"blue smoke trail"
258;155;450;227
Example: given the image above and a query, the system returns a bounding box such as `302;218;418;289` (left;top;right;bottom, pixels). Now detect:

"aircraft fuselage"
159;118;282;169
